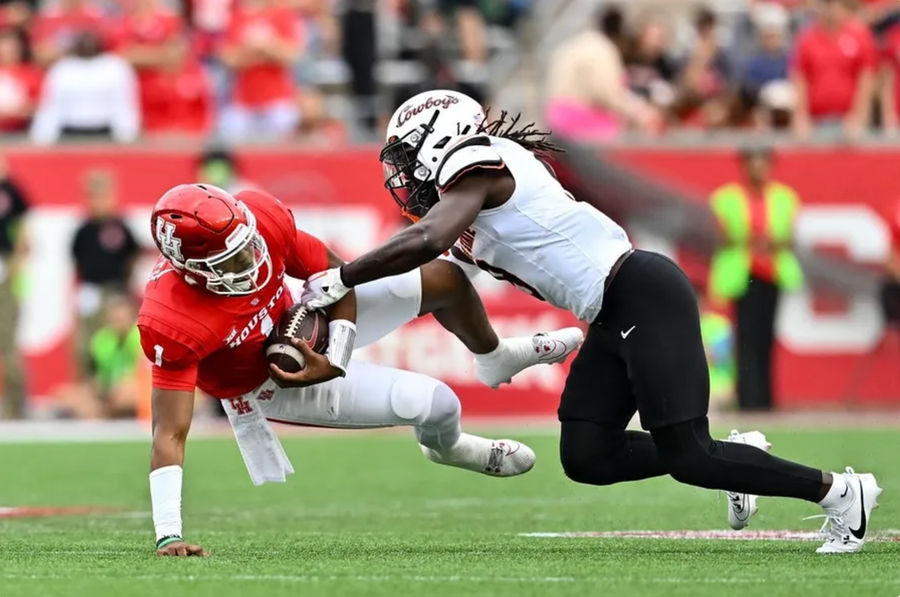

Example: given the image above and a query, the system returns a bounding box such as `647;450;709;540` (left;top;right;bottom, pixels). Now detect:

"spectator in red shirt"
879;24;900;134
0;27;39;131
116;0;213;136
790;0;876;140
219;0;302;142
31;0;110;65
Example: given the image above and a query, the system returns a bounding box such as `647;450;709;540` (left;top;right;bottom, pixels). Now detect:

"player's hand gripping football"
300;268;350;309
269;337;343;388
156;539;209;557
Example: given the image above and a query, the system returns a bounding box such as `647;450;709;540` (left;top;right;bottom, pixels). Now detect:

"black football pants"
557;251;823;502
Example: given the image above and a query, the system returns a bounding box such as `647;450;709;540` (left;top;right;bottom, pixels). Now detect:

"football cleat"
420;433;536;477
723;429;772;530
474;327;584;389
816;467;882;554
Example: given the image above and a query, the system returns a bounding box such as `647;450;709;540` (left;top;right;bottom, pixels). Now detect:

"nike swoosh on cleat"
840;486;849;499
849;479;866;540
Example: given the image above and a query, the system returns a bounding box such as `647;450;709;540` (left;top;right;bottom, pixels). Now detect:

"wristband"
156;535;183;550
327;319;356;376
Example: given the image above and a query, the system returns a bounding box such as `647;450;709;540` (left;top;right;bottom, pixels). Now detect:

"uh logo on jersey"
225;279;284;349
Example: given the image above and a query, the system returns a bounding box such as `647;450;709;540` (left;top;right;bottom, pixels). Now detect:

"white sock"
818;472;849;509
474;341;507;361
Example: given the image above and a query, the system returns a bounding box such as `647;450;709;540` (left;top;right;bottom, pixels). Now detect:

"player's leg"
259;360;534;476
617;251;881;551
558;324;666;485
419;259;584;387
348;260;583;385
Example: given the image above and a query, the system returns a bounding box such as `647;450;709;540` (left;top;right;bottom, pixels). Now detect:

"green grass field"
1;425;898;597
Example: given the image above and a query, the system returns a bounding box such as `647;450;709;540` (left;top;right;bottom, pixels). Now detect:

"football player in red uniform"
140;183;582;556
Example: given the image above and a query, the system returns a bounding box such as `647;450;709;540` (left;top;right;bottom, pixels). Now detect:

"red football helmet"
150;184;272;296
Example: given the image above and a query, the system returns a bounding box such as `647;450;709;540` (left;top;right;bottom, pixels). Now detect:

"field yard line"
3;573;898;586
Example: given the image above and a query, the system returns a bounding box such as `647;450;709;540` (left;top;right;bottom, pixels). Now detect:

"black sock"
650;417;824;502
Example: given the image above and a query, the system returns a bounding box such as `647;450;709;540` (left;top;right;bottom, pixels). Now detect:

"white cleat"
474;327;584;389
420;433;536;477
724;429;772;530
816;467;882;554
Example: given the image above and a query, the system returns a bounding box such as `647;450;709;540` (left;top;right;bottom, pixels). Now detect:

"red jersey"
0;65;41;131
225;6;300;106
792;20;876;118
140;60;213;134
137;189;329;398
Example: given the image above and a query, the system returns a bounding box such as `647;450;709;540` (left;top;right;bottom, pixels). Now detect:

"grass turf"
0;426;898;596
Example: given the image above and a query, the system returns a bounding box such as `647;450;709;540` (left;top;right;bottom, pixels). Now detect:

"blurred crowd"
0;0;529;144
546;0;900;141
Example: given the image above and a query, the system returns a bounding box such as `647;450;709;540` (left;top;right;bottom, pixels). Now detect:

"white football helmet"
381;89;485;219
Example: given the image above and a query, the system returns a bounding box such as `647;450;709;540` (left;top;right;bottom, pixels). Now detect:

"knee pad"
388;373;459;426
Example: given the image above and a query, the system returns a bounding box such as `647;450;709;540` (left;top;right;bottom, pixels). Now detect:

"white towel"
223;381;294;486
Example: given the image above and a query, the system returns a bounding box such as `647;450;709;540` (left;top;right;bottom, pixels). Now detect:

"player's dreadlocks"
476;110;565;157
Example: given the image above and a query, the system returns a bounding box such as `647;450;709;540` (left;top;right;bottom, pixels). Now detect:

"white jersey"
443;136;631;322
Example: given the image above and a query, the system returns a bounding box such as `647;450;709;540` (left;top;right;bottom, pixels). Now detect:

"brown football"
265;304;329;373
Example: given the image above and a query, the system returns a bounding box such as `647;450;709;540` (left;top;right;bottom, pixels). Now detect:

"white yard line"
519;529;900;542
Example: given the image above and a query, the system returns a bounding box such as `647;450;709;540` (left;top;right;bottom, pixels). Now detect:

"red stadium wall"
7;145;900;413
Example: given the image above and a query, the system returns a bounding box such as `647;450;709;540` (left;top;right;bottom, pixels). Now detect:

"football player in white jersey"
301;90;883;554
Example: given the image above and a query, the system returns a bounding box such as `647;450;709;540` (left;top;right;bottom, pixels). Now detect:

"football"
265;304;329;373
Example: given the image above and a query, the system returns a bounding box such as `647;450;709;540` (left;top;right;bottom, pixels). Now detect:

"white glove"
301;267;351;309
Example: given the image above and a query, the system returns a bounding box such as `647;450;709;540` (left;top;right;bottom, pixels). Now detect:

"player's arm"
339;172;491;288
140;326;208;556
150;386;206;556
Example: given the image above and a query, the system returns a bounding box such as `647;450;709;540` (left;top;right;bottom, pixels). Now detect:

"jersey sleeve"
435;135;505;191
137;319;200;392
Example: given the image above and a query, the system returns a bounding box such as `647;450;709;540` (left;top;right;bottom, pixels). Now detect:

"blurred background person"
196;145;255;193
0;154;28;419
0;0;36;30
219;0;302;142
708;146;804;411
545;4;660;141
71;169;138;380
57;292;140;419
623;15;678;122
31;0;110;66
115;0;214;137
675;6;733;129
30;31;140;144
737;2;791;129
340;0;377;136
791;0;876;140
0;27;40;133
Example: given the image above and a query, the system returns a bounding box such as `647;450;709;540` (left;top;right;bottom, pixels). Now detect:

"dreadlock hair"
476;109;565;157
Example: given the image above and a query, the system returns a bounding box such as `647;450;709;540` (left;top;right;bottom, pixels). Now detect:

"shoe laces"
804;467;856;542
531;332;553;352
485;443;506;473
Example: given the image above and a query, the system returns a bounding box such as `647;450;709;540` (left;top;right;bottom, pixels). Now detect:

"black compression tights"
559;417;824;502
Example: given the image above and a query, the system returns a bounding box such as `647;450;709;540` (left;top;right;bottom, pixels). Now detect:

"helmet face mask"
380;123;440;220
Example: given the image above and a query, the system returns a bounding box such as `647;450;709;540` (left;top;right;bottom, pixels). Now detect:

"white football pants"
225;268;462;450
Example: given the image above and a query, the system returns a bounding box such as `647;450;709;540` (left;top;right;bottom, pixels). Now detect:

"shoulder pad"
435;135;504;191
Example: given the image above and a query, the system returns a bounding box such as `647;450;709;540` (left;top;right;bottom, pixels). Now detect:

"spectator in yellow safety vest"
708;145;803;411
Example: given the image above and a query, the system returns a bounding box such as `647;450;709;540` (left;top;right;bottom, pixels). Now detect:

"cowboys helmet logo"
155;219;184;262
